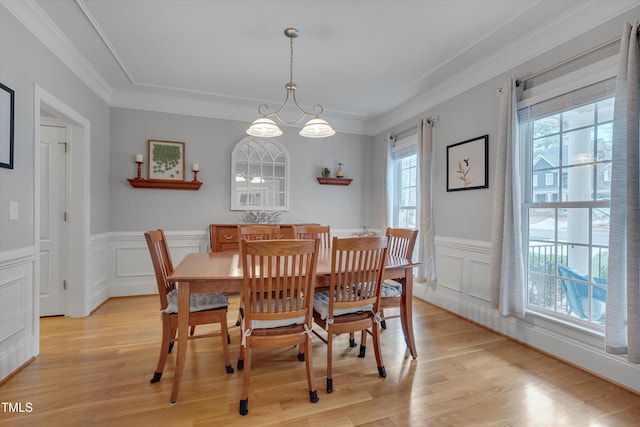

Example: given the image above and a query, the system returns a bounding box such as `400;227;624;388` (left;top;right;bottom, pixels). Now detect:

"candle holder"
191;170;200;183
133;161;144;180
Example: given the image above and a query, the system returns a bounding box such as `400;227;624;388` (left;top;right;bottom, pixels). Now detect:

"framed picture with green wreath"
148;139;185;181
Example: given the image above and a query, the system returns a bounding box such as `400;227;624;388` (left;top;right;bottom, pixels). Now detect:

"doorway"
35;85;91;324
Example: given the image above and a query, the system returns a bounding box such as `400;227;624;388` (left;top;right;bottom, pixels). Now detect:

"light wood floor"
2;295;639;426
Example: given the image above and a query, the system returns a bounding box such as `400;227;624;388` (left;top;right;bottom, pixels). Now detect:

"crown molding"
368;0;639;135
1;0;113;104
110;89;371;136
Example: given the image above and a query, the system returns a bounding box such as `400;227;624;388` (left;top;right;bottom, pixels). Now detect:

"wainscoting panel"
413;235;640;394
0;277;27;341
0;247;36;382
115;246;154;277
467;257;491;302
90;233;109;312
107;231;208;297
436;253;463;292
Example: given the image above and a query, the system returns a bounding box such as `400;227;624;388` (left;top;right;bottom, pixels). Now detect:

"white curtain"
382;134;395;230
490;78;525;318
606;20;640;363
417;118;436;286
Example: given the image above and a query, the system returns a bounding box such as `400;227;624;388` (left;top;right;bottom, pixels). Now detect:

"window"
392;137;418;229
521;78;614;327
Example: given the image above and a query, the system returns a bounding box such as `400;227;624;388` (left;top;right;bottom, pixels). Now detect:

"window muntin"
522;79;613;328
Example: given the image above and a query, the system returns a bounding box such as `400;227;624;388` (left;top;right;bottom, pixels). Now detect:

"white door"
39;124;68;316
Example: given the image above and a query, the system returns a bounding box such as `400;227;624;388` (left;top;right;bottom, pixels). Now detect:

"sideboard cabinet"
209;223;317;252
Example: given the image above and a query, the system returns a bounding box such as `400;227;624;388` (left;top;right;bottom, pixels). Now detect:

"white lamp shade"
246;118;283;137
299;118;335;138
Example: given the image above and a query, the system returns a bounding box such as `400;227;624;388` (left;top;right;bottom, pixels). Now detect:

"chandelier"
246;28;335;139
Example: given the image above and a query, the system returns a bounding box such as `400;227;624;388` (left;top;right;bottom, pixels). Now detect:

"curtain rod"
516;30;638;88
392;115;440;140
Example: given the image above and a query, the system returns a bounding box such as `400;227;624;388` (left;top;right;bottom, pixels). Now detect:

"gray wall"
374;5;640;243
109;108;375;232
0;6;110;251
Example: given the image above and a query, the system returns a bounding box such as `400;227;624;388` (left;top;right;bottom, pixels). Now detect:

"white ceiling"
5;0;638;135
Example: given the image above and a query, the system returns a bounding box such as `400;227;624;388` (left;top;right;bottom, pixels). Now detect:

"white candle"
135;154;143;163
192;163;199;172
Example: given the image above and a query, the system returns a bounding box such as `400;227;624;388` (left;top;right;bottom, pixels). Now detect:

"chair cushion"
381;280;402;298
247;298;306;329
313;290;373;320
164;289;229;314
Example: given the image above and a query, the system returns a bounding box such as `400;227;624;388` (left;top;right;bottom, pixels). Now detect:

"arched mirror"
231;136;289;211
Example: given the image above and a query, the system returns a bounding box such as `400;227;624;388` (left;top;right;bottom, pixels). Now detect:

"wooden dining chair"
144;229;233;391
312;236;388;393
379;228;418;329
234;224;284;326
237;238;321;416
293;224;331;248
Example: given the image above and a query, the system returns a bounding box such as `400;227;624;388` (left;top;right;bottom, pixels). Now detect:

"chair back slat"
144;229;175;310
329;236;388;313
385;228;418;260
293;225;331;248
241;239;320;325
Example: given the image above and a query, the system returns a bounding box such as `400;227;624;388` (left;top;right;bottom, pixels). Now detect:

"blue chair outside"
557;264;607;321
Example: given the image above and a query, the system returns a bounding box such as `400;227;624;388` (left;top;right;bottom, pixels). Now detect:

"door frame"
34;86;91;339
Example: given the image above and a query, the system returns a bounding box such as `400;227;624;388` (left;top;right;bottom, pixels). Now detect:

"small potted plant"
322;167;331;178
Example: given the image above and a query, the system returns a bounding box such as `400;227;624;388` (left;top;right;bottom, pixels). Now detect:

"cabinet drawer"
216;227;239;243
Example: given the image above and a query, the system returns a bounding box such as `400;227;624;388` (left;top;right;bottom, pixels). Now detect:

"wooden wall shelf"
127;178;202;190
316;177;353;186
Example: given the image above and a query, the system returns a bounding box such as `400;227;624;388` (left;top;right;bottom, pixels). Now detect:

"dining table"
166;247;419;404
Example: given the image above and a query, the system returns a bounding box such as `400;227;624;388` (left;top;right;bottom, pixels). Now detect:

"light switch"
9;201;18;220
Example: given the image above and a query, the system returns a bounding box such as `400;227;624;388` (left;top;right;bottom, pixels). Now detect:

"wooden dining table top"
168;249;417;288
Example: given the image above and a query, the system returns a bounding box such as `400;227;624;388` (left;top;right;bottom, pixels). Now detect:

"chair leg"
380;307;388;329
189;325;196;336
167;324;177;354
372;322;386;378
239;345;252;415
297;342;306;362
219;314;234;374
237;343;245;371
303;335;319;403
358;329;367;358
151;318;172;384
348;331;357;347
326;329;334;393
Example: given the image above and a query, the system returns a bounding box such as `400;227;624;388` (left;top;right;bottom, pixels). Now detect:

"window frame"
519;59;616;331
